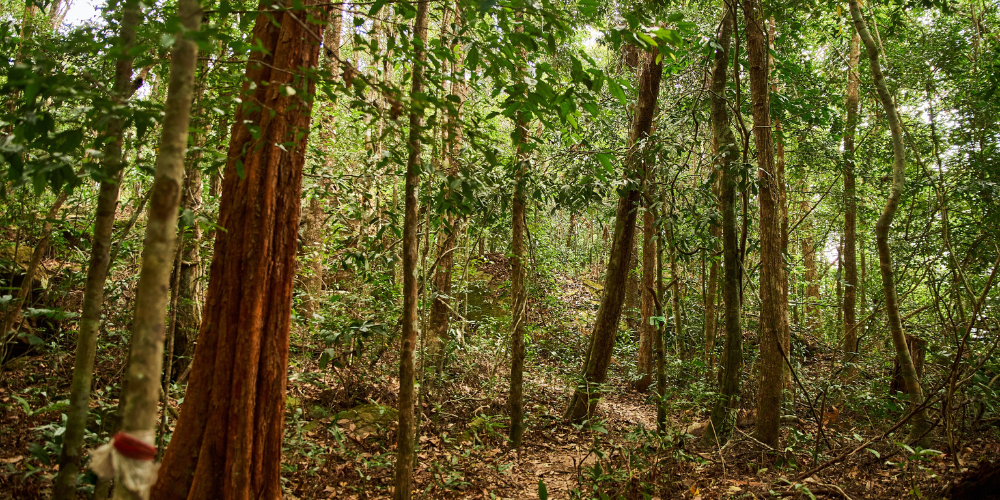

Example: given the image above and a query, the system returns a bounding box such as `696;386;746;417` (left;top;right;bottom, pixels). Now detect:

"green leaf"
607;79;627;105
537;479;548;500
866;448;881;459
595;153;614;173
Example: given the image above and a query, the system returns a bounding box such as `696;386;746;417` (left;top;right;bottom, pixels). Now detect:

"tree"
842;32;861;379
392;0;429;497
150;1;326;497
52;0;142;494
701;0;742;446
565;48;662;423
744;0;784;448
112;0;202;494
636;186;655;392
848;0;929;444
427;2;467;369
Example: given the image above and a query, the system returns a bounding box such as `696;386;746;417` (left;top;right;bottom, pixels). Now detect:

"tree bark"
702;0;743;446
565;49;661;423
849;0;929;443
427;3;466;371
150;1;323;498
392;0;429;497
842;32;861;379
299;196;325;318
801;188;820;330
636;199;655;392
173;129;204;376
507;111;528;447
703;172;721;370
52;1;141;494
669;224;684;360
767;18;792;394
744;0;784;448
114;0;201;496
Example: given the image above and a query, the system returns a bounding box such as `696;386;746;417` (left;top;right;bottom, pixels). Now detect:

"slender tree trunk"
173;133;204;376
0;192;68;348
392;0;429;496
636;199;655;392
767;18;792;394
801;190;820;330
624;233;640;331
842;32;861;379
565;49;661;423
704;172;721;369
849;0;929;443
654;229;667;431
744;0;784;448
428;4;466;370
300;196;325;318
150;2;323;498
507;112;528;447
669;224;684;360
52;1;141;493
113;0;201;496
702;0;742;446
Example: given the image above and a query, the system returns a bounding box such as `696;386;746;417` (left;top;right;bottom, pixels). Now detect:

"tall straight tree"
507;16;530;448
565;48;662;422
848;0;929;442
842;32;861;379
53;0;141;494
150;1;325;498
743;0;784;448
768;18;792;393
392;0;429;497
702;0;743;446
636;186;656;392
428;2;467;368
113;0;202;495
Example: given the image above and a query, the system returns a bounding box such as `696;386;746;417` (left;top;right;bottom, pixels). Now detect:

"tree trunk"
849;0;929;444
427;4;466;371
768;18;792;395
1;192;68;347
842;32;861;379
173;138;203;376
624;232;640;331
507;111;528;447
52;1;141;494
636;201;655;392
744;0;784;448
654;229;667;431
669;224;684;360
564;49;661;423
702;0;743;446
392;0;429;497
704;171;721;369
299;196;325;318
114;0;201;496
150;2;323;498
801;190;820;330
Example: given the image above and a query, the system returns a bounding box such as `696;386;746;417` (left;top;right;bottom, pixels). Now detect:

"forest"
0;0;998;497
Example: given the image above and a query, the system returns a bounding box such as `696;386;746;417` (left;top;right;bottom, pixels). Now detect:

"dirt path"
498;372;658;499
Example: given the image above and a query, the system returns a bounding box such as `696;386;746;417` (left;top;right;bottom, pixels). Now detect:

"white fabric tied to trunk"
90;431;160;497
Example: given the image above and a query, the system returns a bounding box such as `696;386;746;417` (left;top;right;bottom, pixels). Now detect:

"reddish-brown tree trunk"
150;3;324;499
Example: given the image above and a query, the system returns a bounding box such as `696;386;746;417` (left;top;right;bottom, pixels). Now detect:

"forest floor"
1;266;998;499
